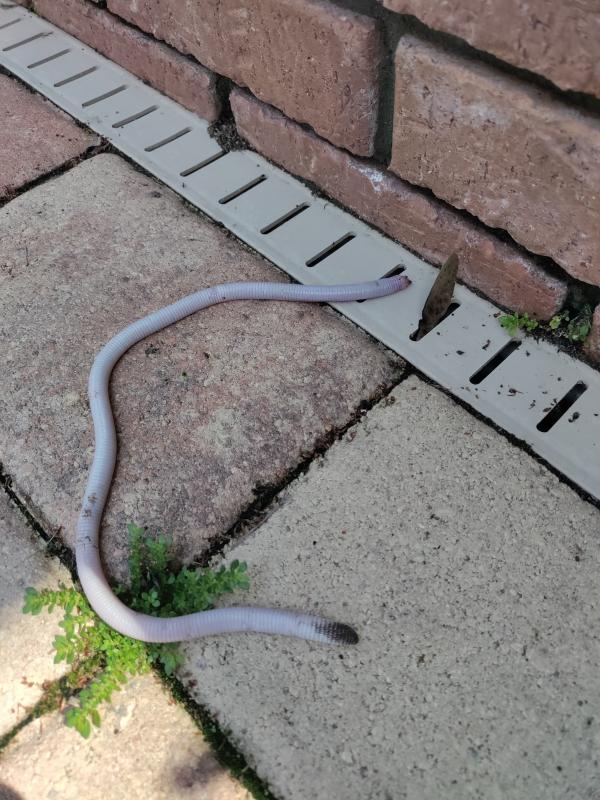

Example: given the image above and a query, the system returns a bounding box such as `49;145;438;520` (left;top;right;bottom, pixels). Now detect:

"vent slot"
82;84;127;108
306;234;355;268
54;66;96;88
0;17;20;30
3;31;49;51
218;175;267;205
179;151;225;177
112;104;158;128
261;204;309;235
537;382;587;433
28;48;70;69
470;340;521;385
144;127;192;152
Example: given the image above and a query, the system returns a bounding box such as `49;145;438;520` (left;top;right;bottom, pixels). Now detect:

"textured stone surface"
391;37;600;286
0;154;402;580
33;0;221;122
382;0;600;99
232;89;567;318
183;377;600;800
107;0;382;156
0;675;251;800
0;492;70;736
584;305;600;365
0;73;97;201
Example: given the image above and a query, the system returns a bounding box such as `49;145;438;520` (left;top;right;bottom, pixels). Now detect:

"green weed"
498;312;539;337
499;305;593;343
23;523;249;737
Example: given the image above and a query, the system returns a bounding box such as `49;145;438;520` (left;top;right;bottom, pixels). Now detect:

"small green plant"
499;312;539;337
565;306;593;342
23;523;249;738
500;305;593;344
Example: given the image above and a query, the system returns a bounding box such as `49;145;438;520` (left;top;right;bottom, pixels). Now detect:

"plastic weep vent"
1;4;599;500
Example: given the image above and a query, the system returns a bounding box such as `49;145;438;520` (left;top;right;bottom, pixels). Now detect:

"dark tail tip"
315;619;359;645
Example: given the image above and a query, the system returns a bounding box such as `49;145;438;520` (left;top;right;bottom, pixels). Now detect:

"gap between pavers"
0;674;252;800
0;72;98;202
181;376;600;800
0;152;403;582
0;490;70;737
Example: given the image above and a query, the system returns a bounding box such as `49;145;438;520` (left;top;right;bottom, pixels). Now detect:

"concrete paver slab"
0;674;251;800
182;377;600;800
0;491;70;736
0;153;403;579
0;72;97;201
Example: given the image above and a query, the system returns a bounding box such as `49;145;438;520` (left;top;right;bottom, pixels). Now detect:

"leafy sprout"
498;312;539;337
23;523;249;737
499;306;593;343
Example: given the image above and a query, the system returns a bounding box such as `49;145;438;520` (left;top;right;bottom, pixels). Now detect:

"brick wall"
26;0;600;363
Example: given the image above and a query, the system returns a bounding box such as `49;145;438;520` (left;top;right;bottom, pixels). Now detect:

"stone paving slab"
0;674;251;800
0;153;403;580
0;72;97;202
0;491;70;736
182;376;600;800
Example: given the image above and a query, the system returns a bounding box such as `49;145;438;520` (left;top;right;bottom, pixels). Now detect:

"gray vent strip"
2;4;599;500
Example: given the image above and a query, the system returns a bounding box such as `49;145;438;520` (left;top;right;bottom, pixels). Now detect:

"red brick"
381;0;600;99
584;306;600;365
0;73;97;201
107;0;382;156
231;89;567;319
32;0;220;121
390;37;600;287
